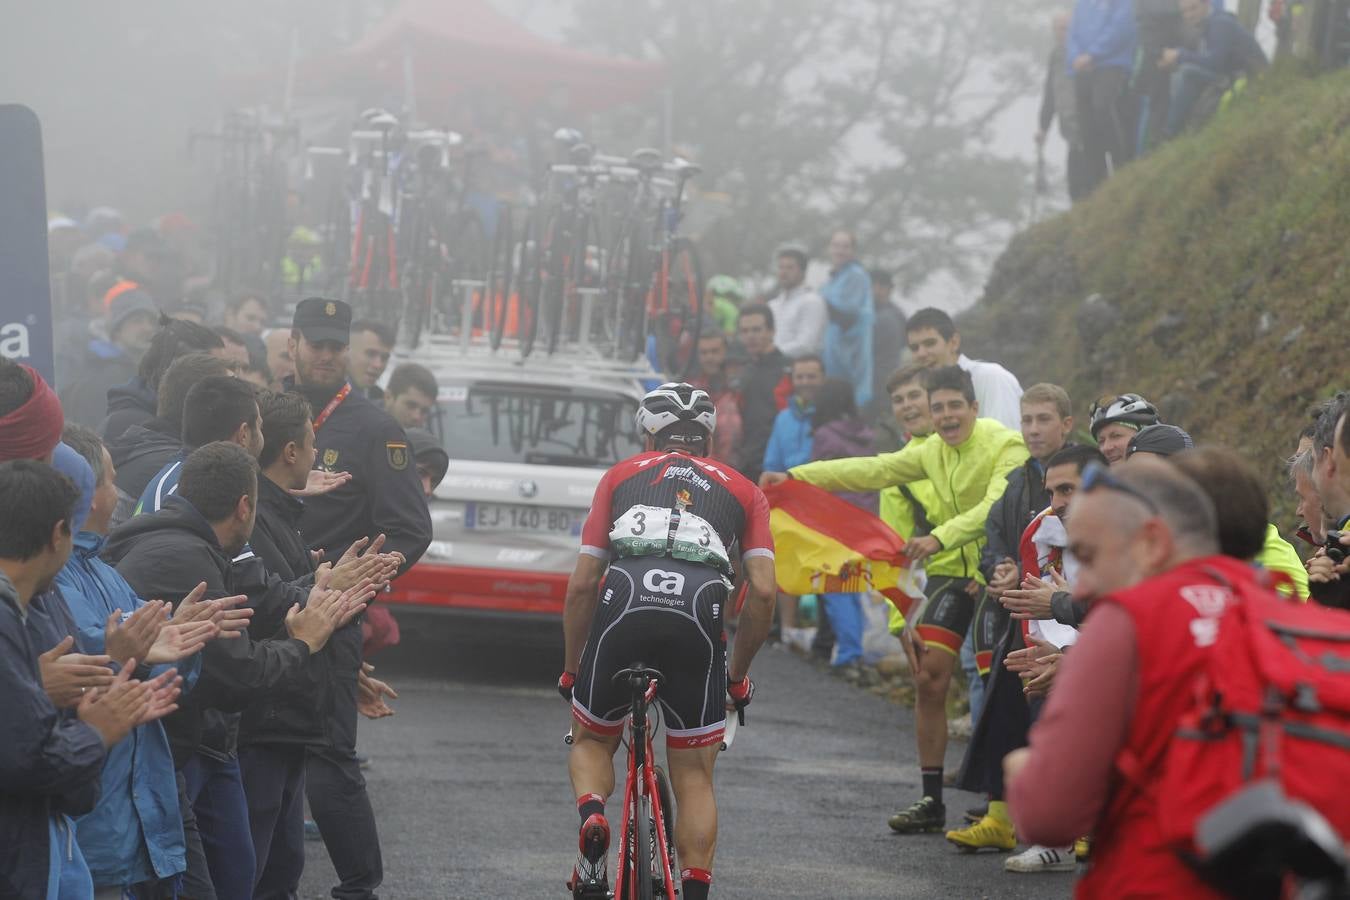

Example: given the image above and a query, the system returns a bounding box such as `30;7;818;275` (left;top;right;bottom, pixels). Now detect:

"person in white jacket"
766;246;828;359
905;307;1024;430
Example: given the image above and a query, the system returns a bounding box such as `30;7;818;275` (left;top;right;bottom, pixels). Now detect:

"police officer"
287;297;432;900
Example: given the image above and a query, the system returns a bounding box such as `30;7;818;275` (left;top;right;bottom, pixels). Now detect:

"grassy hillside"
961;68;1350;520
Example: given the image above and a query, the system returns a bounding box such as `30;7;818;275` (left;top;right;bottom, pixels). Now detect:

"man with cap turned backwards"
286;297;432;900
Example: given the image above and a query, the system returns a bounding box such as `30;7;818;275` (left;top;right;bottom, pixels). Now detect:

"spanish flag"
763;479;925;617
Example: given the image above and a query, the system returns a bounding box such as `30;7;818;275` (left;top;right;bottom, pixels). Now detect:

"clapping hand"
1005;636;1062;696
39;636;114;708
104;601;167;667
1000;570;1067;620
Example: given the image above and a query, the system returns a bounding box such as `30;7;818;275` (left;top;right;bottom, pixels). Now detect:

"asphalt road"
298;613;1078;900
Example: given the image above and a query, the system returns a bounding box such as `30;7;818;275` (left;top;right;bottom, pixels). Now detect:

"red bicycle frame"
614;676;677;900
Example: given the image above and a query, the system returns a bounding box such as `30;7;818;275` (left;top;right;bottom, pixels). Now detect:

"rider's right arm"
562;553;608;675
787;441;926;494
728;555;777;683
577;465;620;560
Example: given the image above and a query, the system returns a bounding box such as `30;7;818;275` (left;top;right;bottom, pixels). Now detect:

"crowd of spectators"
3;230;450;897
1039;0;1268;201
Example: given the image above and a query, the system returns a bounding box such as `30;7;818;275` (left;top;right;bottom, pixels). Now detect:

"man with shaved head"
1005;455;1283;898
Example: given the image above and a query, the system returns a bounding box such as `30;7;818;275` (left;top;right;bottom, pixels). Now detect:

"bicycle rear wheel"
653;766;677;896
634;792;653;900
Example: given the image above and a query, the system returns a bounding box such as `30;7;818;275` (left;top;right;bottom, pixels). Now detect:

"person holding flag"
761;365;1027;836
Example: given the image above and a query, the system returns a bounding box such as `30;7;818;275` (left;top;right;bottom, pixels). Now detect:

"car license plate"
466;503;579;534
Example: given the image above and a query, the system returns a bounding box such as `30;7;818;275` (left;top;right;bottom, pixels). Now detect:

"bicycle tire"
653;765;677;895
617;227;656;363
516;210;545;358
635;793;653;900
541;209;570;356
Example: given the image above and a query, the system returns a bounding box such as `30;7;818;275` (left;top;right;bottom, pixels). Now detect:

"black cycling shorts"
914;575;983;659
572;557;729;749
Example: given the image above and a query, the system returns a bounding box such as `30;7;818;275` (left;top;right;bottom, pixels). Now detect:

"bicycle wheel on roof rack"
540;209;570;357
486;205;515;351
516;209;545;358
652;237;705;380
609;226;652;364
575;211;607;348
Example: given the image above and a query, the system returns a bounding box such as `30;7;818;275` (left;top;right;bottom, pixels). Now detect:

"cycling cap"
706;275;745;300
1089;393;1159;438
1125;423;1193;458
636;382;717;440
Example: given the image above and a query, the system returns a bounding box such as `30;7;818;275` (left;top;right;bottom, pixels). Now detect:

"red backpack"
1124;575;1350;892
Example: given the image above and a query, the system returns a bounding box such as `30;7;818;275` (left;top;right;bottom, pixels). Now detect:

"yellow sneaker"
945;815;1016;852
1075;836;1092;861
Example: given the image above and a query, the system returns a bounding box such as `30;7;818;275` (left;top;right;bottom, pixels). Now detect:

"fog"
3;0;1082;310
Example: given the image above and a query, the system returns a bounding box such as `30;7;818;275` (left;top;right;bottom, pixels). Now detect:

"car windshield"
431;381;643;468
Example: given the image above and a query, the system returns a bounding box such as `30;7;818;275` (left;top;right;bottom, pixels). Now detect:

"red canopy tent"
283;0;666;116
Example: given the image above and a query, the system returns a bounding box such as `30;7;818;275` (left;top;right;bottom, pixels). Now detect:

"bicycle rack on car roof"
399;279;663;387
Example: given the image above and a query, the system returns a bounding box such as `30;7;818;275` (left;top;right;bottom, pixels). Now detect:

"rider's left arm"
562;554;608;674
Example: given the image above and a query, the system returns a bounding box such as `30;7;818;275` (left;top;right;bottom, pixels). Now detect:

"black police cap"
292;297;352;346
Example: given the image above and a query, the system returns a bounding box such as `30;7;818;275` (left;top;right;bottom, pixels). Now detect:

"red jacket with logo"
1078;554;1265;899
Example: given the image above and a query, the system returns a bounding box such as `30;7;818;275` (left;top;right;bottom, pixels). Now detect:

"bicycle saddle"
613;665;666;688
553;126;586;146
358;108;400;131
670;157;702;178
629;148;664;170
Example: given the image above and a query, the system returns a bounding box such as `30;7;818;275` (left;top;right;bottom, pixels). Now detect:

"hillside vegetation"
962;68;1350;519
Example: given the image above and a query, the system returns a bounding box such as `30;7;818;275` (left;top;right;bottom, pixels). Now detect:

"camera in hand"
1327;530;1347;564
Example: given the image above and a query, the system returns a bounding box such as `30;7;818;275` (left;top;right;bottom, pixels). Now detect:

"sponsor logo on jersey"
675;488;692;511
660;465;711;492
642;569;686;594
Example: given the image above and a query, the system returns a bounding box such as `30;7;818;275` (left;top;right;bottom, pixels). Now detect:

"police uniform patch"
323;448;339;469
325;301;337;316
386;442;408;470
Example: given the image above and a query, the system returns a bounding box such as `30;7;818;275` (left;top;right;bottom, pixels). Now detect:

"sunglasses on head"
1081;461;1160;513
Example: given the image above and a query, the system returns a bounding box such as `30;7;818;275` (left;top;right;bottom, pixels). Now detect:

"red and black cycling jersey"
579;450;774;565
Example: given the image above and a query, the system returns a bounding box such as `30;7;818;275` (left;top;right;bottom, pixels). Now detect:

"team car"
383;336;657;616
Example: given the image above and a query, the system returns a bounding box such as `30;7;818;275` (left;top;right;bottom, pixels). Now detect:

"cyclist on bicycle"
559;383;777;900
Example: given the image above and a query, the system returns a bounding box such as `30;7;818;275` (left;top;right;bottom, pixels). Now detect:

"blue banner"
0;105;55;383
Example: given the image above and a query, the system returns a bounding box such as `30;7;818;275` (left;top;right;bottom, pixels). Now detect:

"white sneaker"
1004;844;1076;873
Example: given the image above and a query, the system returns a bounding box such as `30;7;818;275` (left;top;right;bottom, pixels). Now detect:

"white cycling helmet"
1089;393;1160;438
635;382;717;442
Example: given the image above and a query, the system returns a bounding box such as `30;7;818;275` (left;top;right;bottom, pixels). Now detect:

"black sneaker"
887;796;947;834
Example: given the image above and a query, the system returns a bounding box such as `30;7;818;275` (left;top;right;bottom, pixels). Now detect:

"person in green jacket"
876;363;941;635
762;365;1029;835
705;275;744;335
